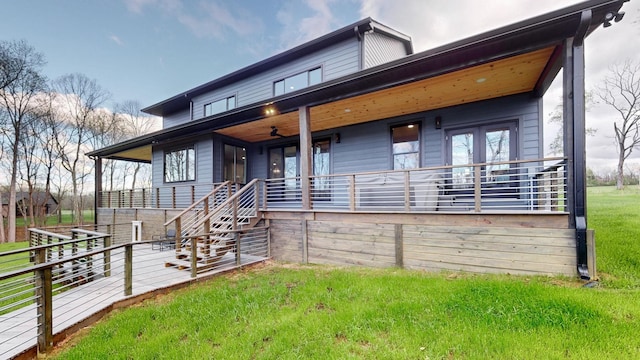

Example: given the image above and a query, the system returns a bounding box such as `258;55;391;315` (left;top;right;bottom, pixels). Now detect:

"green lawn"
29;186;640;359
588;186;640;289
13;210;95;227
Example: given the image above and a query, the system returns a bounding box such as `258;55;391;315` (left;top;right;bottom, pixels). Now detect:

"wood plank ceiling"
215;46;555;143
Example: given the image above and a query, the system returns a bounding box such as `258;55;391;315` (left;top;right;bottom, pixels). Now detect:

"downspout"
565;10;591;280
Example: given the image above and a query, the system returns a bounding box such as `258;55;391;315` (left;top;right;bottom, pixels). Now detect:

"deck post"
103;234;111;277
299;106;312;210
203;197;210;234
35;248;53;356
349;175;356;211
302;220;308;264
404;171;411;211
235;232;241;266
394;224;403;267
190;237;198;278
94;156;102;218
474;165;482;212
124;244;132;296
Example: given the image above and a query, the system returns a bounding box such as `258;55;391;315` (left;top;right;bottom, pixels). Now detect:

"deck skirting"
267;211;576;276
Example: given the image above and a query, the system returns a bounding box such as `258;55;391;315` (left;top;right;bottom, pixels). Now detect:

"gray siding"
363;31;409;69
167;39;361;127
163;108;191;128
152;93;541;197
330;93;540;174
151;135;214;188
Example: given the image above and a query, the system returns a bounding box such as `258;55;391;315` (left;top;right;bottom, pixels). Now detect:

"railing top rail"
27;228;73;240
303;157;568;179
538;159;568;174
0;232;111;258
190;178;260;231
71;228;108;237
0;238;166;281
0;242;120;282
164;181;230;226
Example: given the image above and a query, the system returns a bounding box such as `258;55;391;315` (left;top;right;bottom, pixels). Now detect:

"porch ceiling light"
264;105;278;116
476;77;486;83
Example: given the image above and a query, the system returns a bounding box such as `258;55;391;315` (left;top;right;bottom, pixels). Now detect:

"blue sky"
1;0;639;170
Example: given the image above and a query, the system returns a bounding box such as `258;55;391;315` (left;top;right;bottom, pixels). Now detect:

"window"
204;95;236;117
164;147;195;182
392;123;420;170
313;139;331;199
223;144;247;184
274;67;322;96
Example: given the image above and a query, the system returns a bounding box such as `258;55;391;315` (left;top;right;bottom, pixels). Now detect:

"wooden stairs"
163;180;264;273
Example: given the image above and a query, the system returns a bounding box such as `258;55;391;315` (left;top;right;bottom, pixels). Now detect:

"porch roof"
87;0;626;162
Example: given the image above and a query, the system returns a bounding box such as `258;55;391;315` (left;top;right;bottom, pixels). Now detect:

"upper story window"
392;123;420;170
274;67;322;96
204;95;236;117
164;146;195;183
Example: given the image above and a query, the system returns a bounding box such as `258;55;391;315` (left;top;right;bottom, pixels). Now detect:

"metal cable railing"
261;157;567;213
0;225;269;359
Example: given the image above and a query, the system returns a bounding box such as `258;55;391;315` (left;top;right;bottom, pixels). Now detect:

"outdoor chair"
152;229;177;251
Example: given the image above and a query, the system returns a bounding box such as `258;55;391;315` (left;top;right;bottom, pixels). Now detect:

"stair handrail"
189;179;260;232
163;181;230;227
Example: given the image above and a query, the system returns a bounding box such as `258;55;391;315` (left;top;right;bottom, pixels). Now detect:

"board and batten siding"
363;31;409;69
267;212;576;276
163;39;361;127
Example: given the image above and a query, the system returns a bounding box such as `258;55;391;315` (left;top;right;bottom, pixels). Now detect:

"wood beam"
299;106;312;210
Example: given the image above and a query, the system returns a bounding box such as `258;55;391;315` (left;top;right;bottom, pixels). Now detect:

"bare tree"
547;92;596;156
596;60;640;190
0;40;46;242
114;100;156;189
52;73;110;225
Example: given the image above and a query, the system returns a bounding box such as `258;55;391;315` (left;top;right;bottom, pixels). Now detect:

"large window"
164;147;195;182
392;123;420;170
274;67;322;96
204;95;236;117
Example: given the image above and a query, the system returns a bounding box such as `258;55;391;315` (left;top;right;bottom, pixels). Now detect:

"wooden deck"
0;244;267;360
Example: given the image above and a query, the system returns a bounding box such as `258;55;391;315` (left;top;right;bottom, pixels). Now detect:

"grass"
13;210;95;227
588;186;640;289
29;186;640;358
51;266;640;359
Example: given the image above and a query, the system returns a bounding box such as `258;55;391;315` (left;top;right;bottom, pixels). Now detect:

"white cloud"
109;35;124;46
276;0;341;51
123;0;259;40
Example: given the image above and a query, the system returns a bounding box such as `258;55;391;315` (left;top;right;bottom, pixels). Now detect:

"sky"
1;0;639;173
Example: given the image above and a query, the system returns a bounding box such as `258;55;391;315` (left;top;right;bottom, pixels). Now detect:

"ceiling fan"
270;126;285;138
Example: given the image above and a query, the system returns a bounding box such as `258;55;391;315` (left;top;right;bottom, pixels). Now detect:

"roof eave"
92;0;626;159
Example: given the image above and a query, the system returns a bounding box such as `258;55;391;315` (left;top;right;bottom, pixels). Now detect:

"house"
1;191;58;218
87;0;628;279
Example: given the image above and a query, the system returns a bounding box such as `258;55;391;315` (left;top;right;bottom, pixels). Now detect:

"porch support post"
563;9;591;280
94;156;102;225
299;106;312;210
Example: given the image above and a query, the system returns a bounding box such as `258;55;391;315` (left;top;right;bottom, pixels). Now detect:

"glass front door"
223;144;246;184
446;121;517;188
